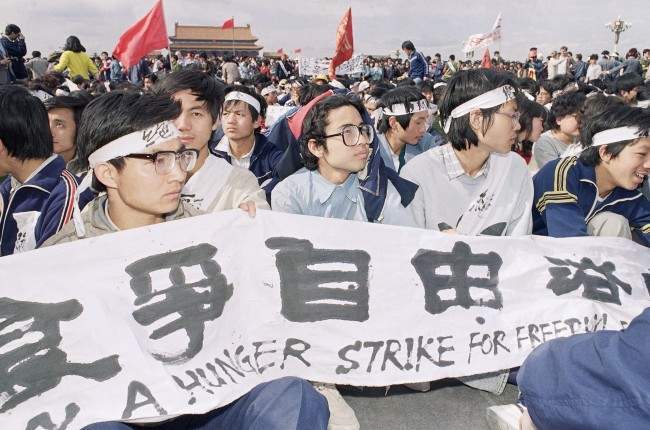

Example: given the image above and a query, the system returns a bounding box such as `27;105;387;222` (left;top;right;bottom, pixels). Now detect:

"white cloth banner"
1;210;648;428
462;13;502;53
299;55;365;76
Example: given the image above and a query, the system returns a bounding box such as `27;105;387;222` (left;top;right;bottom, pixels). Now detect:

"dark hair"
153;69;225;121
31;51;41;58
44;94;93;130
298;83;331;106
613;73;644;94
579;104;650;166
578;94;625;150
223;84;267;127
63;36;86;53
439;69;518;150
449;54;456;61
589;54;599;61
517;77;539;97
576;53;583;61
5;24;20;35
546;92;586;130
70;92;181;189
419;80;435;94
376;86;425;133
144;73;158;84
0;85;53;161
301;94;365;171
517;97;547;142
401;41;415;51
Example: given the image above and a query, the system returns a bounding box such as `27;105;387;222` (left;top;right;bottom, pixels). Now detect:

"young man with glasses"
42;91;331;430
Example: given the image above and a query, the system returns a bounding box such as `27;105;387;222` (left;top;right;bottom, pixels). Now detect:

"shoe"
486;404;524;430
404;382;431;392
312;382;360;430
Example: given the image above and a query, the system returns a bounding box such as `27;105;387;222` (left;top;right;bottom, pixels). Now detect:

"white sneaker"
312;382;360;430
404;381;431;392
486;404;524;430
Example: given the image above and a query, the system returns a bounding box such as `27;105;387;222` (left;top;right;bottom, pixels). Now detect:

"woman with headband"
532;103;650;245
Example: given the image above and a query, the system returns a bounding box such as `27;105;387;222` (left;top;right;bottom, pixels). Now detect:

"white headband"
433;82;447;89
382;99;429;116
73;121;181;238
225;91;261;113
591;126;643;147
444;85;516;133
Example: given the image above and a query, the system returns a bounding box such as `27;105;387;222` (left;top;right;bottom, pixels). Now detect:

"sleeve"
399;164;427;229
534;158;588;237
622;195;650;245
270;179;302;215
87;55;99;75
532;138;559;169
608;60;626;74
506;170;534;236
518;308;650;430
233;168;270;210
52;51;69;72
34;178;75;247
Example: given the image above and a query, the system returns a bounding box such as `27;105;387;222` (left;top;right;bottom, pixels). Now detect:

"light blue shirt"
377;132;442;172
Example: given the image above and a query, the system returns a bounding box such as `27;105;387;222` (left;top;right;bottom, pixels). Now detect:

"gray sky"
4;0;649;60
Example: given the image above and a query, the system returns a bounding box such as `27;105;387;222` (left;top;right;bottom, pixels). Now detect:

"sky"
3;0;649;60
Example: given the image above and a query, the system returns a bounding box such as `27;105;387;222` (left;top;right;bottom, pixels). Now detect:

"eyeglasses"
495;111;521;125
123;148;199;175
321;124;375;147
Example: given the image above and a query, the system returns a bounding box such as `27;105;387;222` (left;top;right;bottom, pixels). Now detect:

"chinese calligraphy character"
266;237;370;322
545;256;632;305
411;241;503;314
0;298;121;413
125;244;233;364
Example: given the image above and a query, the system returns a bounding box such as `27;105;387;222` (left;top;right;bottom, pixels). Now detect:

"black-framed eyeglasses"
321;124;374;147
123;148;199;175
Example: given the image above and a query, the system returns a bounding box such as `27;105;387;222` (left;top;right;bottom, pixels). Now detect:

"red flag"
222;18;234;29
294;48;302;54
481;48;492;69
112;0;169;69
328;8;353;80
276;48;284;54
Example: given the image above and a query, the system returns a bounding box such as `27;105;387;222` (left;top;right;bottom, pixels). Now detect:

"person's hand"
238;201;257;218
0;58;10;65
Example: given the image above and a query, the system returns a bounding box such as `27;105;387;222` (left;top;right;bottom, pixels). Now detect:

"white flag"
462;13;502;53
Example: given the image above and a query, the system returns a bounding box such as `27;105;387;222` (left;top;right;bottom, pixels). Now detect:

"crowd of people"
2;22;650;430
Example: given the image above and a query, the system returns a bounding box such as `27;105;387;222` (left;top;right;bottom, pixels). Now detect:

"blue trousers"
84;377;329;430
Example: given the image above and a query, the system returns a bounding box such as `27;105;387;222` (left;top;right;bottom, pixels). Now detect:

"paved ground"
340;380;519;430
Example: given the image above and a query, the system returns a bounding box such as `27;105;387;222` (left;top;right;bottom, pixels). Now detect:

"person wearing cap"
0;85;80;256
40;91;330;430
153;70;268;214
213;85;283;203
375;86;438;173
532;103;650;245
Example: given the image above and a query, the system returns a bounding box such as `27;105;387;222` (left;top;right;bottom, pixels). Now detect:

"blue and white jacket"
408;51;428;80
0;155;78;256
532;156;650;245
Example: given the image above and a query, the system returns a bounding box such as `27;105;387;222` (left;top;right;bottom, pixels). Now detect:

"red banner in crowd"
328;7;354;80
112;0;169;69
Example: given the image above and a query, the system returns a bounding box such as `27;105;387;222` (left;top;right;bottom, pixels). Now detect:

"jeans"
84;377;329;430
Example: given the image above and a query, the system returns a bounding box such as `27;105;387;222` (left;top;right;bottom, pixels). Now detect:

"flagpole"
231;16;235;57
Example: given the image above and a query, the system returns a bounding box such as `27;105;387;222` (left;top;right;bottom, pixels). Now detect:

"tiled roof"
173;23;258;41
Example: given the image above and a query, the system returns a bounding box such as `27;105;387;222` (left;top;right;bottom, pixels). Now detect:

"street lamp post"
605;16;631;56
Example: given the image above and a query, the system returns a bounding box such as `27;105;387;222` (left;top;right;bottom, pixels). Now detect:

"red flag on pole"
328;7;353;80
276;48;284;54
222;18;234;29
481;48;492;69
112;0;169;69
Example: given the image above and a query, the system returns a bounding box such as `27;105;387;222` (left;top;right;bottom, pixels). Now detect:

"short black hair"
63;36;86;53
31;51;41;58
613;73;644;94
579;104;650;166
517;77;539;97
153;69;225;121
401;41;415;51
298;83;331;106
546;92;586;130
301;94;365;171
0;85;53;161
44;93;93;130
517;97;547;142
377;86;425;134
70;91;181;184
223;84;267;129
5;24;20;35
439;69;518;151
578;94;625;150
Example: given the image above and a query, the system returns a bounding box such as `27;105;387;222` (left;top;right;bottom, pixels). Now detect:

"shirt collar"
216;135;255;160
312;170;360;204
10;154;59;190
440;144;489;180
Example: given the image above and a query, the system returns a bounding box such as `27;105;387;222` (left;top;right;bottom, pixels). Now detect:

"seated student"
401;69;534;237
375;86;439;173
212;85;283;202
153;70;268;213
533;92;586;169
44;93;92;165
611;72;644;106
515;307;650;430
532;103;650;245
513;97;547;167
272;94;416;227
42;91;329;430
0;85;78;256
